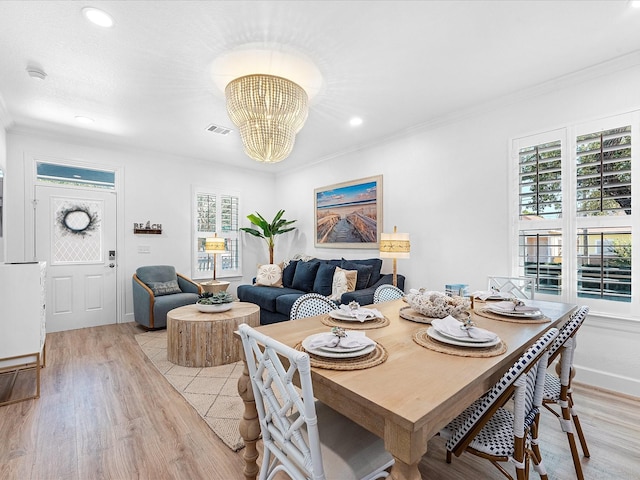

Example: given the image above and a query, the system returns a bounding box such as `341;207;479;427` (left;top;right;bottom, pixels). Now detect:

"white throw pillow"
329;267;357;301
255;263;284;287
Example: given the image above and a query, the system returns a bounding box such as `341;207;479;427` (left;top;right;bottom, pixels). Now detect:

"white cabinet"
0;261;46;405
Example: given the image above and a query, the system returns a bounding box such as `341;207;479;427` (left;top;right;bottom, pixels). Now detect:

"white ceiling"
1;1;640;173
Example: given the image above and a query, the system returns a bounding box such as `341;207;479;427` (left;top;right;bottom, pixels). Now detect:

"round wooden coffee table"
166;302;259;367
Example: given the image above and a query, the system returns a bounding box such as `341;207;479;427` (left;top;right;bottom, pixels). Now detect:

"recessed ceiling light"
75;115;95;125
349;117;363;127
82;7;114;28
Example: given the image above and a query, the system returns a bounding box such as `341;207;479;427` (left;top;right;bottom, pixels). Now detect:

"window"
36;162;115;189
192;188;240;280
512;113;637;313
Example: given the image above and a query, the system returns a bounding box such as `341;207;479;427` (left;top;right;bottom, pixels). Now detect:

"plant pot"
195;303;233;313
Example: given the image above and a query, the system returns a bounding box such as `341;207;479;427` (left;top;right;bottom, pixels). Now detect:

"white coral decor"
405;289;471;319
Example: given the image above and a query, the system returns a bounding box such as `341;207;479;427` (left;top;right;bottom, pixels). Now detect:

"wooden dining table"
236;298;577;480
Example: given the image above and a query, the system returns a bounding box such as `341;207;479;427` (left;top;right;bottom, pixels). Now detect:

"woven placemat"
474;308;550;324
412;328;507;358
398;306;435;324
294;342;388;370
321;315;390;330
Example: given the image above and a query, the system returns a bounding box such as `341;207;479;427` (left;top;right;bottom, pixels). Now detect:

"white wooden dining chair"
290;293;338;320
542;306;590;480
488;275;535;299
373;284;404;303
439;327;559;480
237;323;394;480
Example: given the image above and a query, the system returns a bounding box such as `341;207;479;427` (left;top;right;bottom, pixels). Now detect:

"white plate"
483;294;509;301
427;327;501;348
319;343;368;353
328;310;377;322
302;333;376;358
434;328;497;344
486;306;543;318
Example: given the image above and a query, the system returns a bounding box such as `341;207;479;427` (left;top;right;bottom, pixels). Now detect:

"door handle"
109;263;115;268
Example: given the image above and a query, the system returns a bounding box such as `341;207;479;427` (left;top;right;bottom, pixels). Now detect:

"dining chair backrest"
238;323;325;480
487;275;535;299
542;306;590;480
547;306;589;365
446;327;559;457
373;284;404;303
290;293;338;320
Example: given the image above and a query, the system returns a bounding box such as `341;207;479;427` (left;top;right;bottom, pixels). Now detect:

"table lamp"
205;234;227;283
379;226;410;287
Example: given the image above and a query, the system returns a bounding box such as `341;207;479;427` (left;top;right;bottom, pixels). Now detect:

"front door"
35;184;117;332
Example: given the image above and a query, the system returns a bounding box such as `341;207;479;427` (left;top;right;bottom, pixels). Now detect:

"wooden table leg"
390;458;422;480
238;351;260;480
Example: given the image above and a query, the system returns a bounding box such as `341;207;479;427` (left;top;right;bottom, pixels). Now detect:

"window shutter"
576;126;631;217
518;140;562;219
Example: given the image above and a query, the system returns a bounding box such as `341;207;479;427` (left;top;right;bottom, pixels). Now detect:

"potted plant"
196;291;234;313
240;209;297;264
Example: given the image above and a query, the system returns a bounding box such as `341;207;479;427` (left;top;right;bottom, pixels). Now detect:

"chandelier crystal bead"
226;74;308;163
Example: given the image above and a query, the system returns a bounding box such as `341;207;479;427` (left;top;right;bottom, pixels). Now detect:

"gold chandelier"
226;74;309;163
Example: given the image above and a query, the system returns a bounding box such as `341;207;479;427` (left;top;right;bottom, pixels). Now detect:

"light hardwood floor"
1;322;638;480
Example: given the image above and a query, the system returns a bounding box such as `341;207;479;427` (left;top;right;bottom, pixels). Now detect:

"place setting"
295;326;388;370
413;315;507;357
471;288;513;302
475;299;551;323
321;301;390;329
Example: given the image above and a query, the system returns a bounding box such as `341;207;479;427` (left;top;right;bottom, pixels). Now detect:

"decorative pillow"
341;260;373;291
329;267;357;301
292;261;320;292
281;260;299;288
342;258;383;287
148;280;181;296
312;263;337;296
255;263;284;287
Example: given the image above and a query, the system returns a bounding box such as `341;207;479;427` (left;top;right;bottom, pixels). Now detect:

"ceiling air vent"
206;123;232;135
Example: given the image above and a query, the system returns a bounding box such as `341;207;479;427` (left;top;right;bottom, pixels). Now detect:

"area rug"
135;330;245;451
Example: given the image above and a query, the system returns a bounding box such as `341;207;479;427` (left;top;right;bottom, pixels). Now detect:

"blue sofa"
237;258;405;325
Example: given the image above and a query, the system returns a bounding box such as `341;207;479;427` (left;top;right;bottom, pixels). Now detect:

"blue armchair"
132;265;202;329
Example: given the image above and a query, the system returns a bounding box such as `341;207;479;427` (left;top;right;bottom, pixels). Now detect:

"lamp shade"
226;74;308;163
205;236;227;253
379;230;410;259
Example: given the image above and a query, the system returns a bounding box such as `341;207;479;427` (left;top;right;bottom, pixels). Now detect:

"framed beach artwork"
314;175;382;248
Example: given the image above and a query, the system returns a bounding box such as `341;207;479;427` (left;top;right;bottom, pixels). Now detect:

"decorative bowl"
404;289;471;319
195;303;233;313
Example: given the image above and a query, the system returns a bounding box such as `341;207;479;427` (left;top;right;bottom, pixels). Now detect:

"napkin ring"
331;326;347;338
348;301;360;311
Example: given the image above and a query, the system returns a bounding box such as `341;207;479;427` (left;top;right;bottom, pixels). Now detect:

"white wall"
4;131;277;323
0;125;5;262
275;59;640;398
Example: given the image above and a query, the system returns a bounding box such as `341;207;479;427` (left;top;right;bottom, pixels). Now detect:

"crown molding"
280;50;640;177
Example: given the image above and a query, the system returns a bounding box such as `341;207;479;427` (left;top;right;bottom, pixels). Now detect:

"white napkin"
432;315;498;341
307;331;375;349
490;301;539;312
338;304;384;322
473;290;506;301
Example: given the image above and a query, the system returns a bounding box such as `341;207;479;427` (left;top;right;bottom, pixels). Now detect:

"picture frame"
314;175;382;249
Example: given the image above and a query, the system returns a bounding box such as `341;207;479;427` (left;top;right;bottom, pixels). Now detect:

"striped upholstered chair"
542;306;590;480
439;328;559;480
